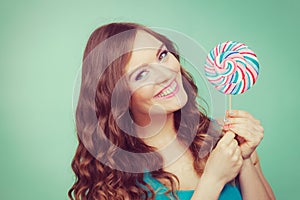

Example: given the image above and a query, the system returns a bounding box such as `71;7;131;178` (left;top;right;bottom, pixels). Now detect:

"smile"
154;79;179;99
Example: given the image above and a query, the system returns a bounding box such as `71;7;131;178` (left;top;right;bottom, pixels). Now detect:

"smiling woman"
126;30;188;127
68;22;275;200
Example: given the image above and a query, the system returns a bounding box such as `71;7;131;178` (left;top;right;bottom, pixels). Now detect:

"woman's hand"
202;131;243;186
223;110;264;159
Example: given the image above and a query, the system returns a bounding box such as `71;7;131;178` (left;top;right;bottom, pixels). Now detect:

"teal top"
143;172;242;200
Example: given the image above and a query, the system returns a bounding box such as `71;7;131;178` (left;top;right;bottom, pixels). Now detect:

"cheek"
130;86;156;115
130;85;155;103
168;54;181;72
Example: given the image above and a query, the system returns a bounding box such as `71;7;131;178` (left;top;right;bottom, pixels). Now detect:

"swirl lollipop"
204;41;259;110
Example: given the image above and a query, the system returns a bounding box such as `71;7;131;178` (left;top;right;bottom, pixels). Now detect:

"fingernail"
224;118;230;123
229;110;234;116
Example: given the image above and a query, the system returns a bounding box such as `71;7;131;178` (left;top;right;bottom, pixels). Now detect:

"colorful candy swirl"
204;41;259;95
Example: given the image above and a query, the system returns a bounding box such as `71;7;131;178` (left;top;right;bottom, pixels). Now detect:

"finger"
230;125;263;146
219;131;235;145
234;146;241;155
228;139;239;151
226;141;239;158
224;117;254;125
230;123;262;137
224;118;264;136
227;124;252;139
254;124;264;133
227;110;255;120
225;118;261;129
230;147;242;164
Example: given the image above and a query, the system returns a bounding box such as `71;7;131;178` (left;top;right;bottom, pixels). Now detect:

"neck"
134;112;177;149
133;111;190;168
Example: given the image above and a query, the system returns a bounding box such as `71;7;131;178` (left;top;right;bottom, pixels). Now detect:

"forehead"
132;30;162;49
125;30;163;72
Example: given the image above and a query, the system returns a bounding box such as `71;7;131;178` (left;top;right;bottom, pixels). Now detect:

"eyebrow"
156;43;165;58
128;43;165;80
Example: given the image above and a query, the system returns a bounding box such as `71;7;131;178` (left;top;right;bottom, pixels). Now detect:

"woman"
69;22;275;200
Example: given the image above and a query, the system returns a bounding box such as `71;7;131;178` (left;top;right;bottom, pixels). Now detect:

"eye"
158;50;169;62
135;69;149;81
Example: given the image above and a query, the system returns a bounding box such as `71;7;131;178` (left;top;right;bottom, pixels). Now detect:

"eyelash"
158;49;169;62
135;69;149;81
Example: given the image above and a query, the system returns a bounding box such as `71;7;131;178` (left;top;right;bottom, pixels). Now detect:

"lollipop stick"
227;94;238;186
228;94;232;112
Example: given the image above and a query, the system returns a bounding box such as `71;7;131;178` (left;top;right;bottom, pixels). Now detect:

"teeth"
157;81;177;97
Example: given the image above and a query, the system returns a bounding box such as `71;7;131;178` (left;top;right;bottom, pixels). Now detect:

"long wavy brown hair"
68;22;221;200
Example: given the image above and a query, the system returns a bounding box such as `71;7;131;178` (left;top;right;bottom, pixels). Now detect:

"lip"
154;78;179;99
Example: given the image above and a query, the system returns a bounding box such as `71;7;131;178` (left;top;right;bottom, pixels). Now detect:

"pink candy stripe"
232;43;244;51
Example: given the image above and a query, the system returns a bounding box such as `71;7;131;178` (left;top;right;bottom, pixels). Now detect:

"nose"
150;64;176;84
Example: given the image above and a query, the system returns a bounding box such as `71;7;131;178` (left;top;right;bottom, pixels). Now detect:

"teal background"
0;0;299;199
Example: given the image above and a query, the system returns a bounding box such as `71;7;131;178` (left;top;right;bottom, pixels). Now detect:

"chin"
167;89;188;113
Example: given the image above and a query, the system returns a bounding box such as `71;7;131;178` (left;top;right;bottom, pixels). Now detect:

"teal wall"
1;0;299;199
